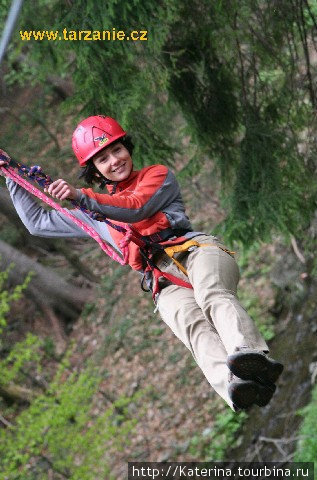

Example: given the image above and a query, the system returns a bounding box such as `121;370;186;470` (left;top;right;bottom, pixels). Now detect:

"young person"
0;115;283;411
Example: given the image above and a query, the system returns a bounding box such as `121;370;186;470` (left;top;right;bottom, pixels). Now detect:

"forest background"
0;1;317;479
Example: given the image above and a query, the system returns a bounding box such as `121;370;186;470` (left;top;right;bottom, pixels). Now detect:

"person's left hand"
0;149;11;163
0;149;11;176
45;179;77;201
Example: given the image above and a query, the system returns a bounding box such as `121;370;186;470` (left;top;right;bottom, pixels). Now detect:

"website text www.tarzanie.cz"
19;28;148;42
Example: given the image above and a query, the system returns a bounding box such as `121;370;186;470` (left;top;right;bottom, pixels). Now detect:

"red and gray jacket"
76;164;194;270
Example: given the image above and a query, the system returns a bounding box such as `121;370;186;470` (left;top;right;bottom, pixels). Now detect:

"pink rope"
1;166;131;265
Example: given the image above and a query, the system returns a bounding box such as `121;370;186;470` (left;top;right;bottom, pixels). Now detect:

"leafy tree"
0;264;31;334
294;383;317;474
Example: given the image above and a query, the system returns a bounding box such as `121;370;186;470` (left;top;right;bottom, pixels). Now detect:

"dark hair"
79;135;134;188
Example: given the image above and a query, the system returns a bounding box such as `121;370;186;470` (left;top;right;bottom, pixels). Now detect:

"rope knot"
119;229;133;249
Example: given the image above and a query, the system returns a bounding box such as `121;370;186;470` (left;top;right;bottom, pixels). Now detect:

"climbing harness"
164;240;235;277
0;153;235;302
148;241;235;303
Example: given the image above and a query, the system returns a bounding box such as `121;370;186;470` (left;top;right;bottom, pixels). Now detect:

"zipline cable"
0;0;24;67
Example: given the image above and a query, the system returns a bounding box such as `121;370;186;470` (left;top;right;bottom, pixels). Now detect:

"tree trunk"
39;303;68;354
0;383;35;404
0;239;94;320
0;188;20;225
0;188;58;250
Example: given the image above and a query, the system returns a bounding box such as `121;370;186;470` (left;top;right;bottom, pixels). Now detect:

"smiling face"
91;141;133;182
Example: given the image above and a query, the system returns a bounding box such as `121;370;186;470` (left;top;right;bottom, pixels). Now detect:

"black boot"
227;350;283;388
228;374;275;410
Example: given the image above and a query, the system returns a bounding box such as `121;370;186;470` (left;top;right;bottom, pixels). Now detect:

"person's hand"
0;149;10;163
0;149;11;176
0;160;8;175
44;179;77;201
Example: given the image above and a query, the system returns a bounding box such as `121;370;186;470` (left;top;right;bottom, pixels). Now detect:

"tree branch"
0;383;35;404
0;413;13;428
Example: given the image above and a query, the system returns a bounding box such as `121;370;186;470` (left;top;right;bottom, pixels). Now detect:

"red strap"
151;267;192;300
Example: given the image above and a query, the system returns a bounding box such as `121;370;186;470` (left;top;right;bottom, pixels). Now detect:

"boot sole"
229;379;276;409
229;380;259;410
255;383;276;407
227;352;284;387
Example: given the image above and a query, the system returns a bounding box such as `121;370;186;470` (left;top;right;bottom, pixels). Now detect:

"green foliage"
0;362;140;479
236;243;276;341
0;265;32;334
216;107;315;246
240;292;275;341
189;408;247;460
42;336;56;357
0;333;42;387
0;224;23;246
294;383;317;474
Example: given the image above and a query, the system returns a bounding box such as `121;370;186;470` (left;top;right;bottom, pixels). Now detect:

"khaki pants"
156;234;268;410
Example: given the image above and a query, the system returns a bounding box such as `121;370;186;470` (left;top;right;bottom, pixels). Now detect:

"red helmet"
72;115;127;166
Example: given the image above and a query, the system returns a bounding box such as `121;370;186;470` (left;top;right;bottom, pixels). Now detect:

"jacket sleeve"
5;178;118;249
77;165;180;223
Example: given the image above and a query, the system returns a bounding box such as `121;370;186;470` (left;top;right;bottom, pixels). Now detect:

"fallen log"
0;239;94;320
